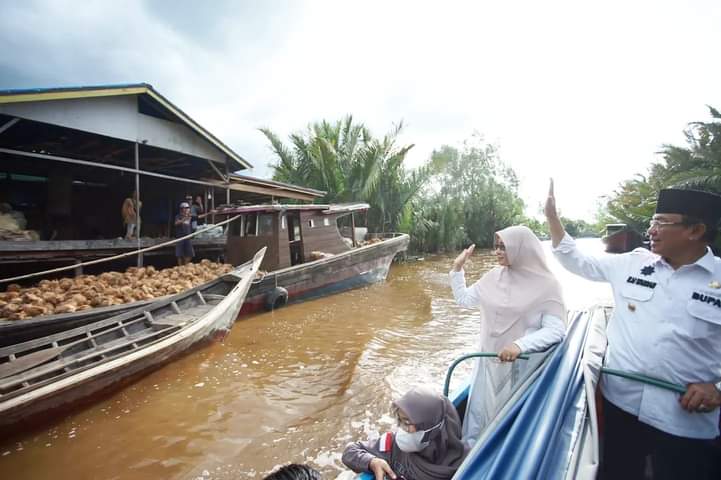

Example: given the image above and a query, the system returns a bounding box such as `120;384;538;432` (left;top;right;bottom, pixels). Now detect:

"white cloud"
2;0;720;218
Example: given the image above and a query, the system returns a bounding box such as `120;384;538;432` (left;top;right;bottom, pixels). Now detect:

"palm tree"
260;116;440;232
658;105;721;192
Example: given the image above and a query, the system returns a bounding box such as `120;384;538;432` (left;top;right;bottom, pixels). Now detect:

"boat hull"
240;234;409;315
0;236;409;346
0;251;264;432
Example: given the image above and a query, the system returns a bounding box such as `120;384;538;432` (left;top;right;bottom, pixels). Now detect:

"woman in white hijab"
449;225;566;446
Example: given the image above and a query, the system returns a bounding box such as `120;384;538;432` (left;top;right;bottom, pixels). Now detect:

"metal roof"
0;83;252;171
228;173;326;197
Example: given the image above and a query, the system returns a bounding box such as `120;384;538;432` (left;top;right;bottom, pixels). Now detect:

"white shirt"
553;233;721;439
449;270;566;353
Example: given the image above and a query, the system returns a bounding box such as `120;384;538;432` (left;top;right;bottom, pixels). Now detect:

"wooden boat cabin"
219;203;370;272
602;223;646;254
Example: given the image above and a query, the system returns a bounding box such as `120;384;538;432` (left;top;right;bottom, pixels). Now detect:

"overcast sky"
2;0;720;219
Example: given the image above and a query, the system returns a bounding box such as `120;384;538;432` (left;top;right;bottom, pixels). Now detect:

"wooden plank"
196;291;206;305
170;301;181;314
0;311;156;380
202;294;225;301
0;314;148;357
0;325;178;391
0;349;63;379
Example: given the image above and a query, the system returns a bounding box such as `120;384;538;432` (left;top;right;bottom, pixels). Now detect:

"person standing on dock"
545;180;721;479
174;201;194;266
192;195;205;227
121;190;141;240
449;225;566;446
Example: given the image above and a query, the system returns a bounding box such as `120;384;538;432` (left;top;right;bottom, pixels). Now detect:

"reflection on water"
0;239;612;479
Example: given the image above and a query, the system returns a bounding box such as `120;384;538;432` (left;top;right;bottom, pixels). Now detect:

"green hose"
443;352;529;397
443;354;688;398
600;367;686;394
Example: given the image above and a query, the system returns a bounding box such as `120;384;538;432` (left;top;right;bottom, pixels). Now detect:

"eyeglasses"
395;412;415;431
494;243;506;251
647;219;686;230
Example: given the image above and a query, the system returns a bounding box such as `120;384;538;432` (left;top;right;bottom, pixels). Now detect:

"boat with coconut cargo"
0;202;409;344
0;248;265;431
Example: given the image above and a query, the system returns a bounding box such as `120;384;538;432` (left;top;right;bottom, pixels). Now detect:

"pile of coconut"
0;259;234;321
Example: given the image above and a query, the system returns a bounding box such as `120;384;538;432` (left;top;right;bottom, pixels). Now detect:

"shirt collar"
656;246;715;273
696;247;716;273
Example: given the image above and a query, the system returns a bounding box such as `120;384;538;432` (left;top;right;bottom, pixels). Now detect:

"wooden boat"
602;223;645;253
216;203;410;314
0;203;409;344
0;248;265;431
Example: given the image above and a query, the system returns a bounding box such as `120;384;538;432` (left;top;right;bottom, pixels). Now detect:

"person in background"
174;201;194;265
192;195;205;227
121;190;141;240
184;195;197;230
342;387;467;480
545;179;721;479
262;464;321;480
450;225;566;446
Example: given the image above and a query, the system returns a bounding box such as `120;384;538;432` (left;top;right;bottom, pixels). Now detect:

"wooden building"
0;83;323;273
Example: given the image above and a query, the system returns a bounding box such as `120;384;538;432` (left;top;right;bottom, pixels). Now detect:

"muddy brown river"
0;240;610;479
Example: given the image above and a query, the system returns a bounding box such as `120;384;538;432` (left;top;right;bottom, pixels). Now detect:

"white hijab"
473;226;566;345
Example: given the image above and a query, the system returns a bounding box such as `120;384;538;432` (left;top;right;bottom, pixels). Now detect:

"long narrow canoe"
0;247;265;431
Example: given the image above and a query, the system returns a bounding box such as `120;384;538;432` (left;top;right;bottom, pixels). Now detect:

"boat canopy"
215;202;370;215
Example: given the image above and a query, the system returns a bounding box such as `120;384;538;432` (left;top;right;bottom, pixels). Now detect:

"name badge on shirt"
692;291;721;309
626;276;657;289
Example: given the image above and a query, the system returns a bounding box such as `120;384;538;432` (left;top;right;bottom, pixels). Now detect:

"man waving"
545;180;721;479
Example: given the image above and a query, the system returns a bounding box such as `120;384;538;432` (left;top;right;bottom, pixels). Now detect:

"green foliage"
605;105;721;236
522;217;549;239
601;105;721;251
407;135;526;252
262;116;440;233
559;217;598;238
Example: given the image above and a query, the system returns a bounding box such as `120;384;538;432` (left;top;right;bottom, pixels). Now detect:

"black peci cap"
656;188;721;226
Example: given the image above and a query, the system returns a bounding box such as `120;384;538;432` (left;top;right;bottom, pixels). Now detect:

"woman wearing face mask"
450;225;566;446
342;387;468;480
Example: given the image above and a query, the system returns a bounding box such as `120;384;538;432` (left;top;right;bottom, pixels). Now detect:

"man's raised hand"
544;178;558;220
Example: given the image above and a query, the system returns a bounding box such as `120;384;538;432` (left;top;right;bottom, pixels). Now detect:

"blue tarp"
455;311;590;479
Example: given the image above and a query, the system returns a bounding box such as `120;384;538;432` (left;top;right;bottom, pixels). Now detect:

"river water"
0;239;611;479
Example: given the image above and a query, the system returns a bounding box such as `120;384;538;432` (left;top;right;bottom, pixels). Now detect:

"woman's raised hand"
452;244;476;272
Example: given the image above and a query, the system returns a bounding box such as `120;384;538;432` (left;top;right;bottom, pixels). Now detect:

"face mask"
394;420;444;453
395;428;428;452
